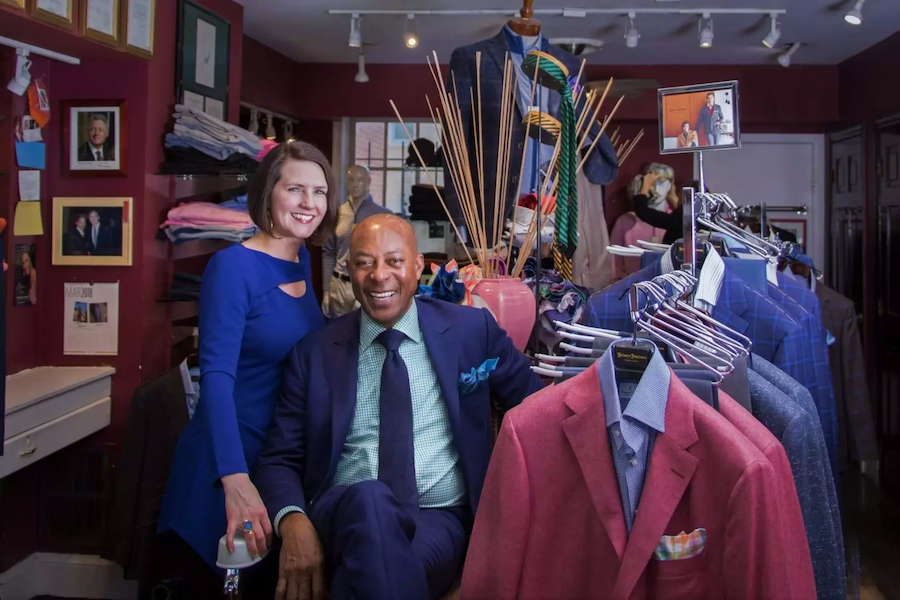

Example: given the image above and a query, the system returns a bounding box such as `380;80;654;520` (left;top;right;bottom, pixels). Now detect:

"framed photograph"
770;218;807;249
63;99;127;177
81;0;120;46
176;0;230;120
658;80;740;155
122;0;156;58
14;244;37;306
1;0;26;10
52;197;133;266
29;0;74;29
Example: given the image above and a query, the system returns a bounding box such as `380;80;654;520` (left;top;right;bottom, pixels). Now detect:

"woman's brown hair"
247;141;339;246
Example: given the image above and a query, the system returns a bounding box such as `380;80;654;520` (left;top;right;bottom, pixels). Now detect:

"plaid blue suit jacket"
585;259;819;402
768;272;839;477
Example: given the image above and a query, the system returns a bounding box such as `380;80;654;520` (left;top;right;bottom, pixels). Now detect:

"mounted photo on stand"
658;81;740;155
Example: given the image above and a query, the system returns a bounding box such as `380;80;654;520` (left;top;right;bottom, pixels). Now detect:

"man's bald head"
345;164;371;201
349;214;424;328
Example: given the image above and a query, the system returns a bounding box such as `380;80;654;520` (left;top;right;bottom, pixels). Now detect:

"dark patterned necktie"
375;329;418;512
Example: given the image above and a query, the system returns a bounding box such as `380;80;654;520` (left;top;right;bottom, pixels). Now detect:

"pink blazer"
461;368;811;600
609;212;667;283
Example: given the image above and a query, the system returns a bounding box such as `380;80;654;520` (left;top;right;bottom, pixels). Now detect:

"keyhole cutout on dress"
279;280;307;298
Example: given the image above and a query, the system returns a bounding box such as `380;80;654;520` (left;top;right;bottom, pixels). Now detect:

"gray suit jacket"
750;357;846;600
445;30;619;243
816;283;878;464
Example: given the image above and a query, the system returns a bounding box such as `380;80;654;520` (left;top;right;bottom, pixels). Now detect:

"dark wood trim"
863;119;879;420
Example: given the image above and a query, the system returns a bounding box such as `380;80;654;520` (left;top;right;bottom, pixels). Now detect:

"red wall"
838;29;900;124
241;36;301;118
0;0;243;571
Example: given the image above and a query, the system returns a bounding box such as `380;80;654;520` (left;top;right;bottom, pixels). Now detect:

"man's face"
682;123;690;133
88;118;108;148
349;216;424;329
76;216;86;230
707;94;715;106
345;166;371;200
89;212;100;226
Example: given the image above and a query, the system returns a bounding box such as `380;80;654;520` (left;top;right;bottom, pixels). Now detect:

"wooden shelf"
168;301;199;322
173;239;233;260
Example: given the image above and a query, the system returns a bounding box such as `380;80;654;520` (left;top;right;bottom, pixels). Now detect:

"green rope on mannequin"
522;52;578;260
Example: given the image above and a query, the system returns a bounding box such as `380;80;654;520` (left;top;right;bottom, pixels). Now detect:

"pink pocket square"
653;528;707;561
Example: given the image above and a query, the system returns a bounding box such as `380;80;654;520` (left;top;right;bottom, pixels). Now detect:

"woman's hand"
640;172;660;195
221;472;273;559
667;185;680;209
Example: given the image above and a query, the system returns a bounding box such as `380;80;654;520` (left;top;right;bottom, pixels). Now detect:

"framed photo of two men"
62;99;127;177
658;81;741;155
52;197;133;266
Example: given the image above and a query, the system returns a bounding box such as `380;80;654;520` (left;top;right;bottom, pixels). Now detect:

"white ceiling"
236;0;900;66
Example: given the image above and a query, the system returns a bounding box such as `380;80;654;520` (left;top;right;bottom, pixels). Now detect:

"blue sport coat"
255;297;544;522
444;30;619;242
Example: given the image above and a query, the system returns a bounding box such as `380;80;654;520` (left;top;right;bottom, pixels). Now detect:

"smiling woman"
158;141;341;597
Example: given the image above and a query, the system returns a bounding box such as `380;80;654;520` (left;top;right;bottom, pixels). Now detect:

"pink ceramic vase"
472;277;536;352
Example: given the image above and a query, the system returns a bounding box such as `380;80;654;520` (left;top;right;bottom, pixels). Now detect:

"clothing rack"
735;204;809;217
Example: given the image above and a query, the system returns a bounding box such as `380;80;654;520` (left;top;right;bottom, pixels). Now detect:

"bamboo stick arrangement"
390;52;638;282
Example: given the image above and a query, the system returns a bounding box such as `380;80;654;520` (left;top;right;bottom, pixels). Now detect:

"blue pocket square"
458;358;499;395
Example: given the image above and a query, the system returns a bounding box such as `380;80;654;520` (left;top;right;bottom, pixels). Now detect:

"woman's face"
269;159;328;240
21;253;32;273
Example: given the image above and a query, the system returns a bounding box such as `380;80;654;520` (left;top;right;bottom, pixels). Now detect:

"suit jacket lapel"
562;369;628;561
612;376;700;600
417;299;461;432
327;311;361;487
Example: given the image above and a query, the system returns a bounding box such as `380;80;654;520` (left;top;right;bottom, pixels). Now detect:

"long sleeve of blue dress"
197;251;252;479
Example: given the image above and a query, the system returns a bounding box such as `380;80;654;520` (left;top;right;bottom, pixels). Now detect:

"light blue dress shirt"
502;25;555;196
596;341;671;533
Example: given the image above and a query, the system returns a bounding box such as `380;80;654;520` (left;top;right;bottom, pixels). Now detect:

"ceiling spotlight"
698;14;714;49
355;49;369;83
762;14;781;48
265;113;276;140
845;0;864;25
625;13;640;49
778;43;801;68
404;14;419;49
348;13;361;48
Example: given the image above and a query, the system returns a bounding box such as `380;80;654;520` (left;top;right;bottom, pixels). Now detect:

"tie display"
375;328;418;511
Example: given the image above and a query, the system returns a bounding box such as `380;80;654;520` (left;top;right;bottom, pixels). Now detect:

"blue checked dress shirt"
596;341;670;534
274;302;466;534
502;25;555;196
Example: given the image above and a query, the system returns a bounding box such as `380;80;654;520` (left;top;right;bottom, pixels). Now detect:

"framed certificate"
122;0;155;58
82;0;120;46
0;0;26;10
30;0;74;29
176;0;230;120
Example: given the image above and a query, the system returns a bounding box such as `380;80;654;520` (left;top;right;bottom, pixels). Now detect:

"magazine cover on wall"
658;81;740;155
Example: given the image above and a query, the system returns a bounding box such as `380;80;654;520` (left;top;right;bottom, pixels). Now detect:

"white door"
693;134;826;270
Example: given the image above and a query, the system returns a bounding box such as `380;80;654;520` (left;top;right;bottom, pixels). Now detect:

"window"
351;120;445;215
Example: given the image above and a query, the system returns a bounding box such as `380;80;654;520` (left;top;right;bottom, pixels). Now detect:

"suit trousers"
310;481;470;600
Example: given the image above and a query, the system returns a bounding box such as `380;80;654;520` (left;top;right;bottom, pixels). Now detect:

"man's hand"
276;512;326;600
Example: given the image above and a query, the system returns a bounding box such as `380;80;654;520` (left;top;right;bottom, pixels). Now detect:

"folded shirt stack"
160;201;257;245
160;105;262;175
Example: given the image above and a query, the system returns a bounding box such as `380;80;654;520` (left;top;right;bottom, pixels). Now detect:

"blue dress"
159;244;324;569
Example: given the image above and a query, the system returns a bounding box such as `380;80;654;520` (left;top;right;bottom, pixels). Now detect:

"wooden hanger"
507;0;541;36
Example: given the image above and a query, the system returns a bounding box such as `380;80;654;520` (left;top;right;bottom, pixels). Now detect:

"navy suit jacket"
445;30;619;242
255;297;544;522
585;258;818;397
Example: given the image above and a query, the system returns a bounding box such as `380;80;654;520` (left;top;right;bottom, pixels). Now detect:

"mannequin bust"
321;164;391;318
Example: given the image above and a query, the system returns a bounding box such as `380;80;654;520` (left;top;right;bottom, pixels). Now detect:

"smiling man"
255;214;543;600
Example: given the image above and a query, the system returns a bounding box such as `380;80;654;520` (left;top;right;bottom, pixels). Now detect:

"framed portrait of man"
658;81;740;155
52;197;133;266
62;99;127;177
